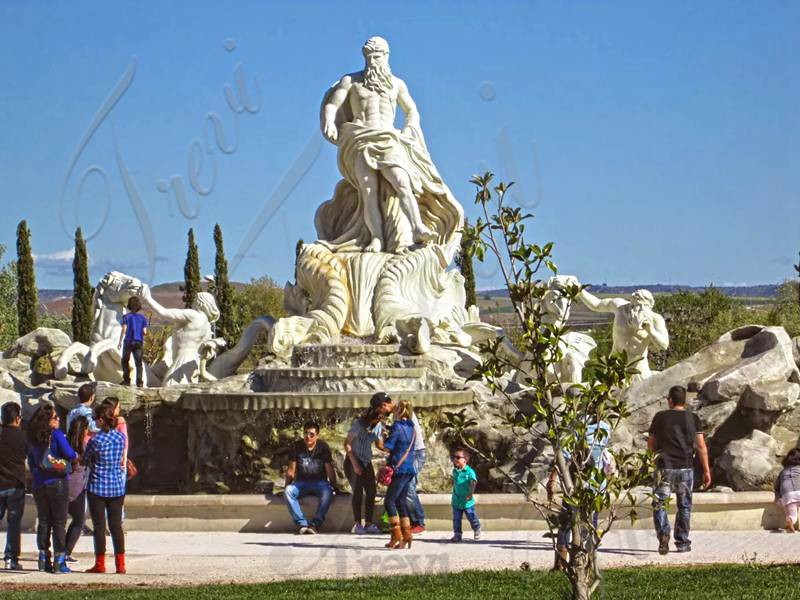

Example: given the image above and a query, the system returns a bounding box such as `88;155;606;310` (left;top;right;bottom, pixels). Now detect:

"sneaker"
675;545;692;553
303;525;318;535
296;526;308;535
450;535;462;543
351;523;367;535
65;555;77;563
473;528;482;541
411;525;426;535
4;558;23;570
657;534;670;555
364;523;382;534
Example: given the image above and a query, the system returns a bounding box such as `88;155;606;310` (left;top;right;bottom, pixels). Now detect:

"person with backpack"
27;404;77;574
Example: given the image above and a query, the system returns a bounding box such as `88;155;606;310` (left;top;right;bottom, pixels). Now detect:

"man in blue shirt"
117;296;148;387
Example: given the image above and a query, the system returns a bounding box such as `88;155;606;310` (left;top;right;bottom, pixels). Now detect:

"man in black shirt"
284;421;337;534
647;385;711;555
0;402;27;570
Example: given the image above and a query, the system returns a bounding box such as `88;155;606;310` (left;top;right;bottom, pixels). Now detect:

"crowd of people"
0;383;129;574
1;385;798;574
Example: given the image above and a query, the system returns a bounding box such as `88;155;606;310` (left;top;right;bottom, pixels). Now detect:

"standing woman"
344;406;384;534
383;400;417;549
27;405;77;574
84;400;127;574
65;416;91;563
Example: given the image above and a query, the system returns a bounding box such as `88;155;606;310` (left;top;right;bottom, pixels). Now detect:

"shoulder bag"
377;429;416;486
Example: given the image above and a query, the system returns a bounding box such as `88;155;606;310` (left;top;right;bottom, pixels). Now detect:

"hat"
369;392;392;409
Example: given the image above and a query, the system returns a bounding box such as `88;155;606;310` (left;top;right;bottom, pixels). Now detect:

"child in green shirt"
450;447;481;542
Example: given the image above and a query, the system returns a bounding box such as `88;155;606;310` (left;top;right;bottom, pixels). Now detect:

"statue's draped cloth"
315;79;464;261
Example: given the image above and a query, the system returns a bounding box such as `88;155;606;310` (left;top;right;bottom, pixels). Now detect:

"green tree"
294;238;304;278
455;218;477;308
16;220;38;336
232;276;287;371
183;228;201;308
71;227;93;344
444;173;654;600
0;245;18;352
212;224;237;344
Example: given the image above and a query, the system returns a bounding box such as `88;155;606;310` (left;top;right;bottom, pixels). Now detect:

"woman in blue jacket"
383;400;417;549
27;405;77;574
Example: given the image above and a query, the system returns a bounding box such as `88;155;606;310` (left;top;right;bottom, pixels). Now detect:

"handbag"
40;448;71;477
377;429;416;486
126;458;139;480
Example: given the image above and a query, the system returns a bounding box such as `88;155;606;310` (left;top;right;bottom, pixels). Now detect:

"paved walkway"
1;530;797;588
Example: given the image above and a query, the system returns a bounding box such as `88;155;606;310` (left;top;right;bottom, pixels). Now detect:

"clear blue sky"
1;1;798;290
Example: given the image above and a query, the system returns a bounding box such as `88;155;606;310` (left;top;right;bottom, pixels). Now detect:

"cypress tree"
16;220;38;336
294;238;304;278
183;228;201;308
212;224;236;343
455;218;477;308
71;227;92;344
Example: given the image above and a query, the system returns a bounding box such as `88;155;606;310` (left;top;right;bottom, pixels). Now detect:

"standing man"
0;402;27;570
647;385;711;554
284;421;337;534
117;296;148;388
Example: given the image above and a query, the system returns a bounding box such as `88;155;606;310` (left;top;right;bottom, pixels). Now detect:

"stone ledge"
5;492;784;533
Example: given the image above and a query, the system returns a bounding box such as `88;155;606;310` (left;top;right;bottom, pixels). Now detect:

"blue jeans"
406;449;426;526
285;480;333;528
652;468;693;549
384;472;414;518
452;506;480;536
0;487;25;561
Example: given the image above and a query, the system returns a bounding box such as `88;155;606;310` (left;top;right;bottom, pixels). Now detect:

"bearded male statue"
316;36;463;260
577;286;669;383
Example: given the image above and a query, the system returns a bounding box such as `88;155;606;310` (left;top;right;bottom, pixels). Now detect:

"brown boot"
385;516;402;549
551;546;568;572
86;554;106;573
114;553;126;574
399;517;413;549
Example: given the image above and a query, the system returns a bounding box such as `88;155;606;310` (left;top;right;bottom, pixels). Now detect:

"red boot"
115;553;126;574
86;554;106;573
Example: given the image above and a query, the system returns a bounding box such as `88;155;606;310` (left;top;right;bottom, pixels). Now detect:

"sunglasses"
303;431;318;438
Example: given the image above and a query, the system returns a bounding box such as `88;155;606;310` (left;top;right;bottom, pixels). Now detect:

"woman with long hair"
382;400;417;549
26;404;77;574
65;415;91;562
84;399;127;574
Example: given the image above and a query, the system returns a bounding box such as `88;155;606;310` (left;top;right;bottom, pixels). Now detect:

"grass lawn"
5;565;800;599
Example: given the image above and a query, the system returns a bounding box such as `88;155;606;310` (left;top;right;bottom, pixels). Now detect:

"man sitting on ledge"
284;421;337;534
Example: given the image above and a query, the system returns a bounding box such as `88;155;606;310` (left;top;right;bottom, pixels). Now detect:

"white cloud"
33;248;75;263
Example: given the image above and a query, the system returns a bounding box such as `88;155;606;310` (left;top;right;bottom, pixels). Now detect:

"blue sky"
1;1;798;290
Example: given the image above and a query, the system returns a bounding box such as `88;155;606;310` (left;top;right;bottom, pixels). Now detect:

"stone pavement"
1;530;798;588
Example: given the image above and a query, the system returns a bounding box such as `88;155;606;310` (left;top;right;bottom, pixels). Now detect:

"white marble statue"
54;271;154;384
142;286;274;386
496;276;596;387
269;37;474;356
577;285;669;383
316;36;463;258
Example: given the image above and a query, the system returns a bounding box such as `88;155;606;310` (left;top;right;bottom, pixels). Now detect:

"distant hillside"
479;283;781;298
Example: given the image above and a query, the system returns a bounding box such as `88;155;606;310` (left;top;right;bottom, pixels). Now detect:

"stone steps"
252;366;428;393
291;343;412;369
180;389;474;411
